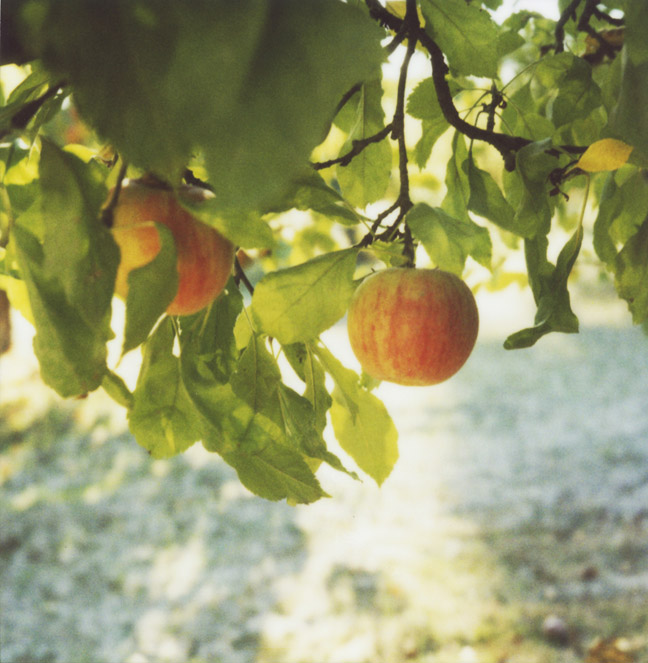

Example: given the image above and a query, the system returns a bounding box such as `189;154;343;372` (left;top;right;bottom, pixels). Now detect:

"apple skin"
347;267;479;386
110;180;235;316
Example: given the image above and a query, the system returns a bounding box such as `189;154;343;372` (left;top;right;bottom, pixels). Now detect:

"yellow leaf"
577;138;634;172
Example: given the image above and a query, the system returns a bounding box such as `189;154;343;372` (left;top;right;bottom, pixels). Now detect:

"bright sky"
492;0;560;22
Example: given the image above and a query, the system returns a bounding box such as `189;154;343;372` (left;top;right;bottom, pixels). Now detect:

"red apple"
347;267;478;386
110;180;235;316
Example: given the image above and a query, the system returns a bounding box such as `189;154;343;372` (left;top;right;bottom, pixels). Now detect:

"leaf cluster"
1;0;647;502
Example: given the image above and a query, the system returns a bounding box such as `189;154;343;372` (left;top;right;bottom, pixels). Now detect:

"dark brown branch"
555;0;583;53
311;123;393;170
365;1;585;169
592;7;624;26
391;0;418;213
421;31;528;170
578;0;618;60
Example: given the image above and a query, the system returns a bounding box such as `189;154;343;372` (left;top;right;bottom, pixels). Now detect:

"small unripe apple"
347;267;478;386
110;180;235;316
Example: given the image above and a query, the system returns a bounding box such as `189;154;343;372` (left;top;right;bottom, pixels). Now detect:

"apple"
109;179;235;316
347;267;478;386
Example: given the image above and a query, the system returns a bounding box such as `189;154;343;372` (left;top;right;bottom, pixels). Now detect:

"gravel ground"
1;288;648;663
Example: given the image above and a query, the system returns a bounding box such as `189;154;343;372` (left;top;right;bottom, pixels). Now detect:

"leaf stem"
577;174;591;229
234;253;255;296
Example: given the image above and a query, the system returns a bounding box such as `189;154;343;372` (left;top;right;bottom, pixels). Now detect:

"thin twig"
555;0;583;53
312;124;393;170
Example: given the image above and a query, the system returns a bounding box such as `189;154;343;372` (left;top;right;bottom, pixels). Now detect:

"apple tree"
1;0;646;503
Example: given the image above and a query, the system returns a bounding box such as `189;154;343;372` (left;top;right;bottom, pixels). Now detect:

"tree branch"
555;0;583;53
311;123;394;171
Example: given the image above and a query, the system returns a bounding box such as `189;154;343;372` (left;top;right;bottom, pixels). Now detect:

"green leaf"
282;342;332;436
407;77;450;169
503;139;555;238
421;0;499;78
504;226;583;349
337;139;392;209
625;0;648;65
251;248;358;345
464;158;519;237
11;142;118;397
546;55;601;130
128;317;202;458
608;52;648;166
441;133;471;222
337;79;392;208
230;335;282;418
0;68;53;136
101;370;134;409
24;0;385;210
593;174;622;266
39;140;118;328
122;224;177;355
183;197;274;249
277;172;361;226
223;442;327;504
313;344;398;486
13;226;109;397
614;216;648;324
407;203;491;274
593;171;648;269
178;289;326;502
178;281;244;415
276;384;357;479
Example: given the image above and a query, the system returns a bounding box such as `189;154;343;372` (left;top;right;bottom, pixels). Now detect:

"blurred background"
2;279;648;663
2;1;648;661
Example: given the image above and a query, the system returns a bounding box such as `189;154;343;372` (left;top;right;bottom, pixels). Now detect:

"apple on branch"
347;267;479;386
109;179;235;316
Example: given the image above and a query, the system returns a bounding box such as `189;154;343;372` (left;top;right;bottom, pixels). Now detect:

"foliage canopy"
1;0;646;502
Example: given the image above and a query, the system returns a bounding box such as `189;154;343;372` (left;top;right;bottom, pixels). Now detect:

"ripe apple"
347;267;478;386
110;180;235;316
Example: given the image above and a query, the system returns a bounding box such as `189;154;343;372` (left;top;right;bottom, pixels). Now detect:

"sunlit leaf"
614;216;648;324
129;317;202;458
337;79;392;208
224;441;327;504
465;158;519;237
407;203;491;274
407;77;450;168
576;138;633;172
251;248;358;345
420;0;499;78
608;53;648;163
441;133;471;223
11;142;118;397
505;226;583;349
313;344;398;486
